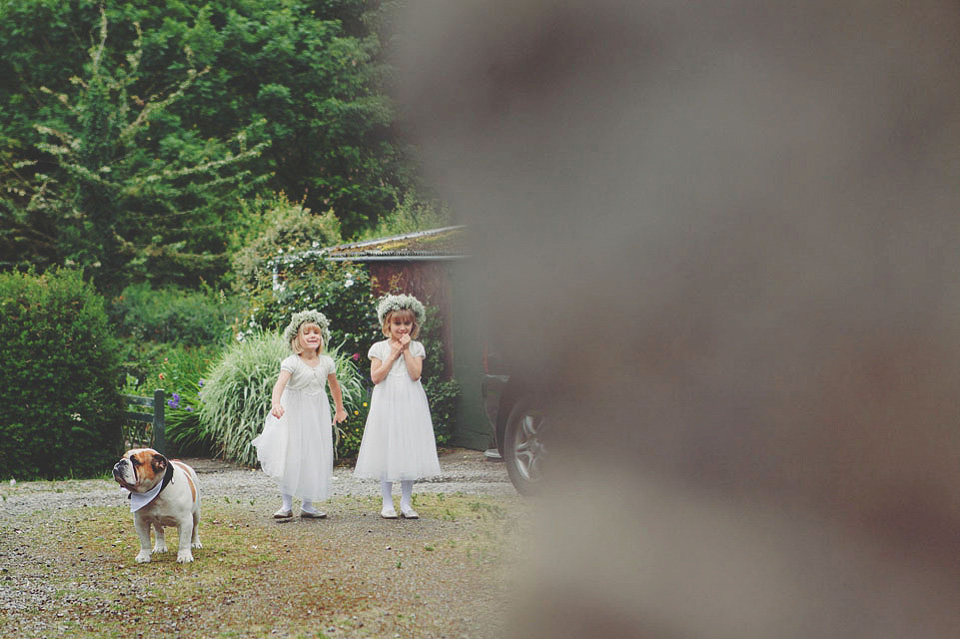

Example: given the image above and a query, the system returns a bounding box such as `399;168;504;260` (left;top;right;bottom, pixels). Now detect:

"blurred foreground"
395;1;960;637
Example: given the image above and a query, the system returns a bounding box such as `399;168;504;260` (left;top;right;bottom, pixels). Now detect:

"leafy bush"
230;194;379;356
122;344;218;457
239;258;380;357
0;268;123;479
423;378;459;446
230;195;343;295
352;191;454;242
198;331;366;466
417;309;460;444
109;282;240;347
110;281;235;457
330;347;370;459
337;401;369;460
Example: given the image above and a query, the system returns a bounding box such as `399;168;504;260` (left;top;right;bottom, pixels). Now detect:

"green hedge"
109;282;240;347
0;269;123;479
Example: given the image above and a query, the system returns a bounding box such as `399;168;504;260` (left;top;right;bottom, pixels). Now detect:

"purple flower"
198;379;204;387
186;406;194;412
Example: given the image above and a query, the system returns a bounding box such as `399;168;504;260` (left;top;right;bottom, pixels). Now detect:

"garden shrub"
229;194;343;296
417;309;459;445
110;282;237;457
239;257;380;357
198;331;368;466
0;268;123;479
109;282;240;347
352;191;454;242
122;344;218;457
422;377;459;446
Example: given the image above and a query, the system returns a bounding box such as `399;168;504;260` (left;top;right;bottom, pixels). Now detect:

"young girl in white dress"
353;294;441;518
252;310;348;519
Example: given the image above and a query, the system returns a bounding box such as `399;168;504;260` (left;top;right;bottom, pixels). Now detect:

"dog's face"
113;448;168;494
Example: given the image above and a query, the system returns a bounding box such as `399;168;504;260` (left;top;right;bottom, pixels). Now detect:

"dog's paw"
135;551;152;563
176;551;195;563
152;542;168;553
191;539;203;549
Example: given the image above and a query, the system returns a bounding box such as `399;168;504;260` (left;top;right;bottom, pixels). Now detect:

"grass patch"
1;494;527;638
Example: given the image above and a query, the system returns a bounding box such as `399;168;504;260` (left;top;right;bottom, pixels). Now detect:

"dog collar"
128;463;175;512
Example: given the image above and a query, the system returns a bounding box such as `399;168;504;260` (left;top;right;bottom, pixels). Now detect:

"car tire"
502;394;546;495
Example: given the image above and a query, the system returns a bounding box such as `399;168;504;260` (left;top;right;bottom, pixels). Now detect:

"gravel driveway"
1;447;516;518
0;448;526;639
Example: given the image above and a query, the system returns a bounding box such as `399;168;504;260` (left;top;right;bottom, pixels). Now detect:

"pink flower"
351;353;360;361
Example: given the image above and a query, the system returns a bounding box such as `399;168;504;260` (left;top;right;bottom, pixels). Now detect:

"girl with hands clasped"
354;294;441;519
252;310;348;519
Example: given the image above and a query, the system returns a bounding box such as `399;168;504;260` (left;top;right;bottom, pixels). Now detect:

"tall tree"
0;0;414;286
2;3;270;290
171;0;409;235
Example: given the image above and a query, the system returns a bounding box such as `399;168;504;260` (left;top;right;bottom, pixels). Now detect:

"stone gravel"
1;448;515;518
0;448;522;638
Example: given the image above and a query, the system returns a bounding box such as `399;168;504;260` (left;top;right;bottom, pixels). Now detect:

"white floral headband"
376;294;426;326
282;309;331;348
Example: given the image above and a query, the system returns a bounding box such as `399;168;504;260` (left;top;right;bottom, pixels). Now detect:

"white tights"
280;493;318;513
381;480;414;510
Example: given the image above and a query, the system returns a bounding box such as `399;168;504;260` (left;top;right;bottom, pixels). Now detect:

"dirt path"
0;448;529;638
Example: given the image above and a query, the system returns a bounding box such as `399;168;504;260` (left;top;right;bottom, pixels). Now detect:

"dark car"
481;348;546;495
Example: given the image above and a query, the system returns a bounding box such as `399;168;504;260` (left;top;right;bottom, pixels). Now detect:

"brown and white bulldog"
113;448;202;563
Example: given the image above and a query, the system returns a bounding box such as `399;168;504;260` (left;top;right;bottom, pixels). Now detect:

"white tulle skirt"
251;389;334;500
353;375;441;481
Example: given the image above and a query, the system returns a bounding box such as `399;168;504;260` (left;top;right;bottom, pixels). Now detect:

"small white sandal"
399;506;419;519
380;506;398;519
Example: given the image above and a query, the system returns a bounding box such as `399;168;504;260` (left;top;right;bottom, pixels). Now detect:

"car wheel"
503;395;546;495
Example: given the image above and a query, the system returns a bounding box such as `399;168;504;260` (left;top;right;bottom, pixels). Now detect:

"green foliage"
329;343;370;458
109;282;240;347
110;283;238;457
337;396;369;459
2;6;270;291
198;331;366;465
122;344;218;457
416;307;460;443
198;332;287;465
229;194;344;294
423;377;459;446
0;0;417;278
172;0;409;236
239;257;380;358
0;268;123;479
353;190;454;242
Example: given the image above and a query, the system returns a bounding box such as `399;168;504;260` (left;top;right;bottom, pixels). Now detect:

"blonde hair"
381;308;421;339
291;322;325;354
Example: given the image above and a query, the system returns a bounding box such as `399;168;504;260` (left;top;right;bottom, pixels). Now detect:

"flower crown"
376;293;426;326
282;309;331;348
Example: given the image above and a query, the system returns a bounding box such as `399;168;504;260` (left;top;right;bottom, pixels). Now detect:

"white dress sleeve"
323;354;336;377
280;355;297;374
410;341;426;359
367;341;386;361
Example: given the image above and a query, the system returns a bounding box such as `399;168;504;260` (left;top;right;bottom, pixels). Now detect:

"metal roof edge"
326;225;467;254
326;254;470;262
